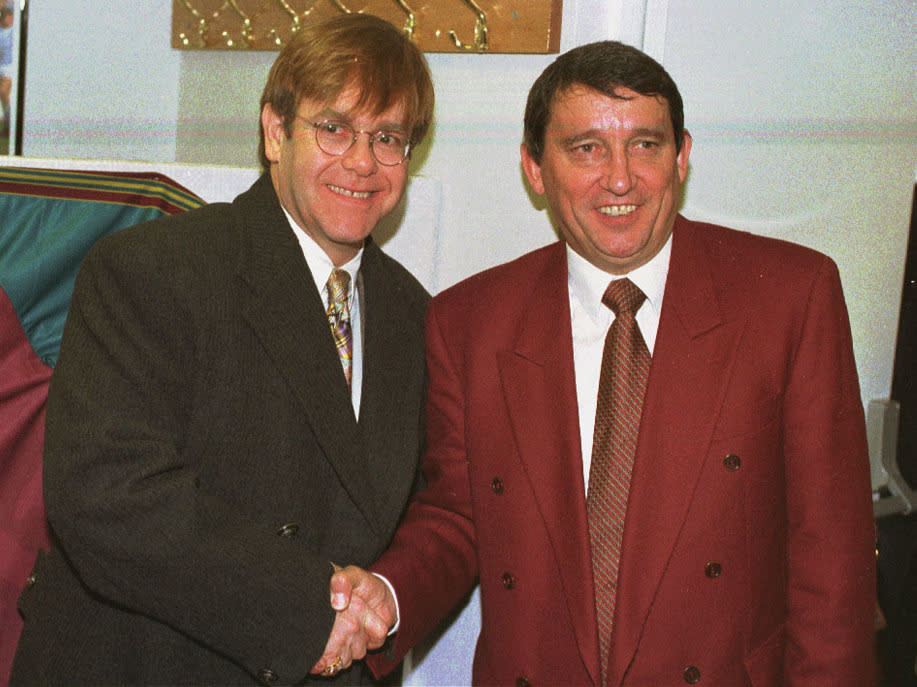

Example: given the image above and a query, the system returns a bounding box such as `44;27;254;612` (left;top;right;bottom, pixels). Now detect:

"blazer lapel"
607;217;747;684
353;242;426;534
497;244;601;686
234;176;379;532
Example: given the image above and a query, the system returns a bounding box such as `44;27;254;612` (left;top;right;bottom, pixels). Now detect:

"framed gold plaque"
172;1;562;53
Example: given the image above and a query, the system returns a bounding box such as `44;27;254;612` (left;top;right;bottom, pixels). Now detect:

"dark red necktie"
586;278;651;685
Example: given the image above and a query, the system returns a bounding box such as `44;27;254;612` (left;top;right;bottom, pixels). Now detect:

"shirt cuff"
371;572;400;635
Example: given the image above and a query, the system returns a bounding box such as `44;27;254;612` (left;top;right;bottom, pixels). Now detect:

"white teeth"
328;184;371;199
599;204;637;217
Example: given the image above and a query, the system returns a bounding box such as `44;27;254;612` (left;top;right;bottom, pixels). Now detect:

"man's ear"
520;143;546;195
261;103;286;164
676;129;692;183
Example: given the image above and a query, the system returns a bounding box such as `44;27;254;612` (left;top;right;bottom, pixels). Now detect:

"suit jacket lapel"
608;217;747;684
354;242;425;535
497;244;601;685
234;175;379;532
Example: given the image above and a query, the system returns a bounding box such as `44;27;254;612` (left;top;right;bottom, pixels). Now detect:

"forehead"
547;85;673;137
300;84;408;127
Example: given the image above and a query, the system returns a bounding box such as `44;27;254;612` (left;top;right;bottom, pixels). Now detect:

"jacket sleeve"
368;301;480;677
781;256;876;685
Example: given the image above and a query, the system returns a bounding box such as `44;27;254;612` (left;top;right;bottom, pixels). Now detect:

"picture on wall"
1;0;21;155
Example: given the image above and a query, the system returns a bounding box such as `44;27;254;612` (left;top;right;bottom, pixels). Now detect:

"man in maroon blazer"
315;40;876;686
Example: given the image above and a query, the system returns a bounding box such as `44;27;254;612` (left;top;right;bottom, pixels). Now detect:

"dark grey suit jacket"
12;174;428;686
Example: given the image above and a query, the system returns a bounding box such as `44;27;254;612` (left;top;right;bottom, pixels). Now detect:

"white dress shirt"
567;235;672;492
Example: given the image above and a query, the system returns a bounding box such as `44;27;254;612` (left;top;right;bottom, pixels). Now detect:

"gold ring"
322;656;344;677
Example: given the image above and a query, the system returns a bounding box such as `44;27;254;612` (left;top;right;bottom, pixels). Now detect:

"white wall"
19;0;916;407
22;1;181;161
11;0;917;683
662;0;916;407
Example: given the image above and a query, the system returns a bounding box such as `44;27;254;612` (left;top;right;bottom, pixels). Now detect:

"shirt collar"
566;233;672;323
281;206;363;308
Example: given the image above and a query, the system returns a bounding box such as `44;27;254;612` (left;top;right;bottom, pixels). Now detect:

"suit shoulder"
683;217;834;264
433;242;563;308
89;201;238;265
90;176;278;264
364;241;430;310
678;216;838;284
76;202;245;309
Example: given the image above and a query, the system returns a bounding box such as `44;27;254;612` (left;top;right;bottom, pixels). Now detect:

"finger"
312;606;357;673
347;632;368;662
361;608;390;648
329;567;354;611
311;638;353;675
310;636;341;674
311;650;351;677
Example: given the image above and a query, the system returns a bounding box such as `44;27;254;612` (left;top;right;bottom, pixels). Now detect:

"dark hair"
523;40;684;162
258;14;434;170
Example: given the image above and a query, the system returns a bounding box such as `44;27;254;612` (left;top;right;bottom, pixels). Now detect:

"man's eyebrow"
310;107;348;122
310;108;407;132
556;128;604;146
555;125;670;146
630;126;668;139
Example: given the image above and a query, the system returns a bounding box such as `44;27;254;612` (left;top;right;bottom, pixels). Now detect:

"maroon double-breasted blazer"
371;215;875;686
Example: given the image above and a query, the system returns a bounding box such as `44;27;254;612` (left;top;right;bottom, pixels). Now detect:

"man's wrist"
371;572;400;635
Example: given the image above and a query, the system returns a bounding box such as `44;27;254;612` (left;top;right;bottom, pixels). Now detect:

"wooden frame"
172;1;562;53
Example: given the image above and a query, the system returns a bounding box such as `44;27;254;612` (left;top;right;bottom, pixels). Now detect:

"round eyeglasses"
300;118;411;167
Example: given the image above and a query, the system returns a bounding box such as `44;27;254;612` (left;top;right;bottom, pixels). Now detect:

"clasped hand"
310;565;397;675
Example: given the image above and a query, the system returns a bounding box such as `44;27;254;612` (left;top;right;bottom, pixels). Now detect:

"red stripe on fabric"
0;168;201;198
0;181;189;215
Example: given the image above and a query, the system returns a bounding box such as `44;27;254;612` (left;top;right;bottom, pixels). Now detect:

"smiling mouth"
328;184;373;199
598;204;637;217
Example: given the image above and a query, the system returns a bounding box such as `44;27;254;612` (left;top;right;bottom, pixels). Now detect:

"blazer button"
25;572;37;588
704;562;722;578
491;477;504;494
515;677;531;687
257;668;279;684
683;665;701;683
276;523;300;537
502;572;516;590
723;454;741;471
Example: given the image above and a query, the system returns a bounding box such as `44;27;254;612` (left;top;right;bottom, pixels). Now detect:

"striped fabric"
0;167;204;685
0;166;202;213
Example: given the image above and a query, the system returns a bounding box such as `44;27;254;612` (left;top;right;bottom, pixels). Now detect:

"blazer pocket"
744;622;785;687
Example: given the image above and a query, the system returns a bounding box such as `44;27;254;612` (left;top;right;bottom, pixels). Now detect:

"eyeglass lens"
313;122;409;166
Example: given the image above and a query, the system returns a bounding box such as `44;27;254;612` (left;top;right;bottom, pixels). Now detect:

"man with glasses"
12;13;433;686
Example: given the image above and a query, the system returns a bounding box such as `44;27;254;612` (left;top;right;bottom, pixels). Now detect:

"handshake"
310;565;398;677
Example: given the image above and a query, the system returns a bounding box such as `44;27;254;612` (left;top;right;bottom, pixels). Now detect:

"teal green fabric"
0;168;204;366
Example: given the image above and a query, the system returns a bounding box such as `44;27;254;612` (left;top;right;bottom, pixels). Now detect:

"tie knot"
602;278;646;316
326;268;351;308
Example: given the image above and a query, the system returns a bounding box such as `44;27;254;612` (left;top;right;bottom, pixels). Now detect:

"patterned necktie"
325;268;352;387
586;278;651;685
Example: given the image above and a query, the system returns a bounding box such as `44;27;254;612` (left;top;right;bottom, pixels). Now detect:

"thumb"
329;565;354;611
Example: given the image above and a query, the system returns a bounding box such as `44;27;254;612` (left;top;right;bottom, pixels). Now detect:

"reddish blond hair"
258;13;434;170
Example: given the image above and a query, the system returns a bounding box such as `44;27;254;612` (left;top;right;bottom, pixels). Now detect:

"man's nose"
341;133;378;174
599;150;634;195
